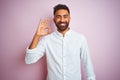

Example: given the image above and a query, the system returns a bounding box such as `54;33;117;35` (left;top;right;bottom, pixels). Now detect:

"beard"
54;21;69;31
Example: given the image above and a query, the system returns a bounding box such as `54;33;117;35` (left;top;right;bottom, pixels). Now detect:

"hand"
35;19;51;37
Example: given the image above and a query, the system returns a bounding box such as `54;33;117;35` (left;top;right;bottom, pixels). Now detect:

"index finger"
39;18;50;26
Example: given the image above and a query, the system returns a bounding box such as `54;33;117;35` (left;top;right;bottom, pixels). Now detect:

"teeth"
60;23;65;25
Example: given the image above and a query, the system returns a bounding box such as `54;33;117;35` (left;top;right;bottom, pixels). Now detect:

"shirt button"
64;75;66;80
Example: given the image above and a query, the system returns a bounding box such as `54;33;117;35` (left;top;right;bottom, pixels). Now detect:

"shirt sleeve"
25;38;46;64
80;35;96;80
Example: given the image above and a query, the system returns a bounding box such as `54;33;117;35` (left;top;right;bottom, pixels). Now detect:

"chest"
46;36;82;57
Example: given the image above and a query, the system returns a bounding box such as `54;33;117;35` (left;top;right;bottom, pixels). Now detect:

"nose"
60;17;65;22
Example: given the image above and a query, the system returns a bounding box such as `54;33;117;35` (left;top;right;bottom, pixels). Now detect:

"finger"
40;18;50;25
37;19;45;30
38;19;45;26
38;19;42;25
37;18;51;31
44;26;51;34
47;27;51;34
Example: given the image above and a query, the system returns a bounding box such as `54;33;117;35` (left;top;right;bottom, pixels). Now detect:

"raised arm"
25;19;51;64
29;19;51;49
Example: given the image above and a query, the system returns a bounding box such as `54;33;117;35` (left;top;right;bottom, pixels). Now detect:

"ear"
69;16;71;21
53;17;55;22
69;16;71;19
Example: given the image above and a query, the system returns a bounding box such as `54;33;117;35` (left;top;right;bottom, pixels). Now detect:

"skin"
29;9;70;49
54;9;70;35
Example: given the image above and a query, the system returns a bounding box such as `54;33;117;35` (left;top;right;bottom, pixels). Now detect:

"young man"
25;4;95;80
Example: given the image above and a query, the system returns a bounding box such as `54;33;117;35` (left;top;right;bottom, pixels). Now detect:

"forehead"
54;9;69;15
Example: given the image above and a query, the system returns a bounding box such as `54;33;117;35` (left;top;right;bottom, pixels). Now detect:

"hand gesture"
36;19;51;37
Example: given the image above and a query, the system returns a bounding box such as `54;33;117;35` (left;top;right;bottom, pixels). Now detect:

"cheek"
65;17;70;22
66;19;70;22
54;19;60;23
68;18;70;22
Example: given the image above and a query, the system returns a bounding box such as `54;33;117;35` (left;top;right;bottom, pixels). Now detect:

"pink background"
0;0;120;80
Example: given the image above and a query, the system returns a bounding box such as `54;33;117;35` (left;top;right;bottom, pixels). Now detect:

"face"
54;9;70;32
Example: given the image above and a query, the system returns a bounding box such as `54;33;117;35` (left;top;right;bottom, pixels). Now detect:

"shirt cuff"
26;47;38;54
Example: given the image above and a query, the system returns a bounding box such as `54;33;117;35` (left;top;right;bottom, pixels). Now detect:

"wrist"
34;32;42;38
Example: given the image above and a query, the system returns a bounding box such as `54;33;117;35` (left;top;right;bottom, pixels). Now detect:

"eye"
55;15;61;19
64;15;69;18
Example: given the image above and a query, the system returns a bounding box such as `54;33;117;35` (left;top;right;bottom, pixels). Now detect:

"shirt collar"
55;28;72;37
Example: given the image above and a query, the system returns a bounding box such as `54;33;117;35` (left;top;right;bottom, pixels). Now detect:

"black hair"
53;4;70;15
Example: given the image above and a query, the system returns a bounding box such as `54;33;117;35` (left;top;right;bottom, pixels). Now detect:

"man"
25;4;95;80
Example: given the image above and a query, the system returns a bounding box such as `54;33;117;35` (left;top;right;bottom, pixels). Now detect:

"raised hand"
36;19;51;37
29;18;51;49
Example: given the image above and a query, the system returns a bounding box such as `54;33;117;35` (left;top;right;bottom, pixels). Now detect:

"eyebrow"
55;14;69;16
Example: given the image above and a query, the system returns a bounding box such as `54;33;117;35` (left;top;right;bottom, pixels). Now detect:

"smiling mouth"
60;23;66;26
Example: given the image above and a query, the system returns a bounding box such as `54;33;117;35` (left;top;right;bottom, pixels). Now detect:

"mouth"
60;23;66;26
59;22;67;26
55;22;69;31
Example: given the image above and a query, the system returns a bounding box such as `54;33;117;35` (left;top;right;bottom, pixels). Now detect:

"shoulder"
71;30;89;46
70;30;86;39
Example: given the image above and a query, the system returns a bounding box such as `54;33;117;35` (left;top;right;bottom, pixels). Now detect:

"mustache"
58;22;67;24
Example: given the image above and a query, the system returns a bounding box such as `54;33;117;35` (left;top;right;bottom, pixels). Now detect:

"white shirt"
25;29;95;80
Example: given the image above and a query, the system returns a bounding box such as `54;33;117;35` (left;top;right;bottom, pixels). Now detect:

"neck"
57;27;70;36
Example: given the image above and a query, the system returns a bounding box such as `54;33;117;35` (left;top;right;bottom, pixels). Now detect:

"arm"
29;19;51;49
25;19;51;64
81;35;96;80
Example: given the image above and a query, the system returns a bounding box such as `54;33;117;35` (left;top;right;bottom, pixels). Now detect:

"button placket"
62;37;67;80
